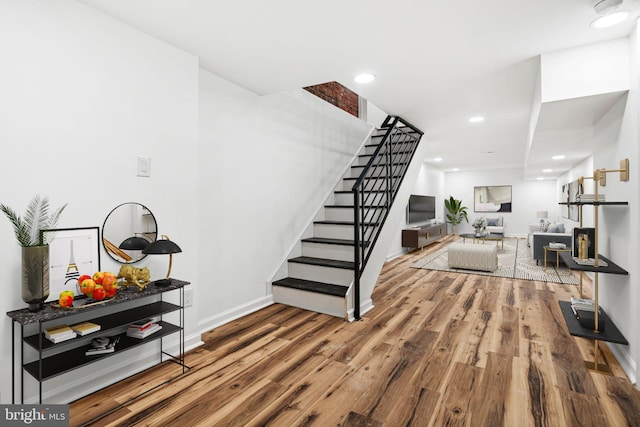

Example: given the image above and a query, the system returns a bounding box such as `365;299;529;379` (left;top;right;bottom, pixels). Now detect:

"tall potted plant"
1;195;67;311
444;196;469;234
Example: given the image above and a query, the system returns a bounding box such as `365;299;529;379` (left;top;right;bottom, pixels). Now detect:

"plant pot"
22;245;49;311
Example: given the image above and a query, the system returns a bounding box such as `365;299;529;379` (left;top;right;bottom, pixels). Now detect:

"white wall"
198;74;372;330
583;24;638;383
444;168;558;236
541;38;630;102
387;161;446;259
0;0;199;403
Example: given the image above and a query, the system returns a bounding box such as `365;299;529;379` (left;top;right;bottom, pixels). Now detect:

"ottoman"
447;242;498;272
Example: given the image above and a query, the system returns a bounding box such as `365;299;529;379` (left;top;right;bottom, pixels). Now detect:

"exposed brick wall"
304;81;359;117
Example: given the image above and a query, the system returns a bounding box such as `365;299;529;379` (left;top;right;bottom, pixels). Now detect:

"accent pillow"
538;221;549;232
547;223;565;233
487;218;499;226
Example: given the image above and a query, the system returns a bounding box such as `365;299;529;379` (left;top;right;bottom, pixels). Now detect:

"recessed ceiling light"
552;155;565;160
354;73;376;84
433;157;443;162
537;177;544;181
451;168;459;172
542;168;552;173
591;10;630;28
469;116;484;123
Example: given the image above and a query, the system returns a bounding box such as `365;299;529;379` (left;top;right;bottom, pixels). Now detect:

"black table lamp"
119;236;150;250
142;235;182;286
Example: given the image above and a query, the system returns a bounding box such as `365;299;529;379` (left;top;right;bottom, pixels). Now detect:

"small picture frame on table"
41;227;101;302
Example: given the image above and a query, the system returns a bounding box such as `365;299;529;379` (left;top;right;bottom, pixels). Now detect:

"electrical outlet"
184;287;194;307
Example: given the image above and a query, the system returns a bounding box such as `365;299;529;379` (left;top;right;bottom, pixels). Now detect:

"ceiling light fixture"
354;73;376;84
542;168;552;173
591;0;630;28
452;168;459;172
433;157;443;162
537;177;544;181
552;155;565;160
469;116;484;123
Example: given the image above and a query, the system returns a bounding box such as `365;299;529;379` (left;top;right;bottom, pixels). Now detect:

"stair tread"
351;162;409;169
314;220;379;226
289;256;354;270
334;190;386;194
325;204;384;209
343;176;402;181
301;237;369;246
272;277;348;297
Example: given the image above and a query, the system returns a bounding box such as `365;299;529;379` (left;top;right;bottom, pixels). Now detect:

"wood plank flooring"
70;236;640;426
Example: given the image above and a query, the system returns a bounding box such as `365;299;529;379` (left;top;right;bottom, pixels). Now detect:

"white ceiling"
77;0;638;180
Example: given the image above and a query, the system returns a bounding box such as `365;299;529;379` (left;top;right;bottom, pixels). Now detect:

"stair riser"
363;141;414;156
288;263;353;287
314;223;363;240
301;242;354;262
334;192;386;205
347;165;390;179
325;207;383;222
340;179;389;192
272;286;347;319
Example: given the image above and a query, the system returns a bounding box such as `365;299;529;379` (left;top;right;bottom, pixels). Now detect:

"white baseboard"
198;295;273;334
607;342;637;384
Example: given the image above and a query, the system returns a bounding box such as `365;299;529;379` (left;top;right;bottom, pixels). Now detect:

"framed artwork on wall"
563;179;582;222
474;185;512;212
41;227;101;302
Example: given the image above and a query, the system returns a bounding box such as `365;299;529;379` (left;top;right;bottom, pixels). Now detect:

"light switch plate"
137;157;151;177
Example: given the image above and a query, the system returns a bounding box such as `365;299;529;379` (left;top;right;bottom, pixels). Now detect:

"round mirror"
102;202;158;264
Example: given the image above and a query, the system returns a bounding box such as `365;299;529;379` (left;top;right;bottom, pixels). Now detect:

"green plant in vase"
444;196;469;234
1;195;67;311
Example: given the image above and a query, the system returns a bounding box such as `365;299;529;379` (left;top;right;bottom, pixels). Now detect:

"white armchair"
485;216;504;235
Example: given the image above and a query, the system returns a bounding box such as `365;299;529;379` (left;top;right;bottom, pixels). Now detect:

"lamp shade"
142;236;182;286
536;211;548;219
142;239;182;255
119;236;150;250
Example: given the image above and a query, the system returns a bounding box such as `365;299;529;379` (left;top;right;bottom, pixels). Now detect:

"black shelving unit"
7;279;189;404
558;301;628;345
558;252;628;276
558;162;630;374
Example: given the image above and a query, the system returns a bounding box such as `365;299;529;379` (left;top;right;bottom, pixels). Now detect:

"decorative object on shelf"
143;235;182;286
41;227;101;303
444;196;469;234
473;185;512;212
0;195;67;311
117;265;151;290
472;217;487;237
102;202;157;264
572;227;595;259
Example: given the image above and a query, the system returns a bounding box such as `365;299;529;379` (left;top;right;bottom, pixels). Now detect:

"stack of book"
570;297;605;330
70;321;101;336
85;336;120;356
44;325;77;344
576;193;606;203
126;318;162;339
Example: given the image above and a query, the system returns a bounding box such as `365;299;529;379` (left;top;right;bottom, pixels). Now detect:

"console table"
402;222;446;250
7;279;189;404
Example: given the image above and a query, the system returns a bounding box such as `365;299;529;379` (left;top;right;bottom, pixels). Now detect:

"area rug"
410;238;580;285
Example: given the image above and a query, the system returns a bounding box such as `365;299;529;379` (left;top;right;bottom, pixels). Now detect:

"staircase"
272;116;423;320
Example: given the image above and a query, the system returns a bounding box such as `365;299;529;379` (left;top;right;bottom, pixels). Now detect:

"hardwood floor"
70;236;640;426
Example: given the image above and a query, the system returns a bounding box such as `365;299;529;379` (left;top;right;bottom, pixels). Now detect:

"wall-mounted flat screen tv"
407;195;436;225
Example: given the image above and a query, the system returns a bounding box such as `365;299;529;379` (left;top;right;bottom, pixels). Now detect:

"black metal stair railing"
352;116;423;320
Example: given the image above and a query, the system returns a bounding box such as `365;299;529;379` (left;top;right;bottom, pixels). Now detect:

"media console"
402;222;446;250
